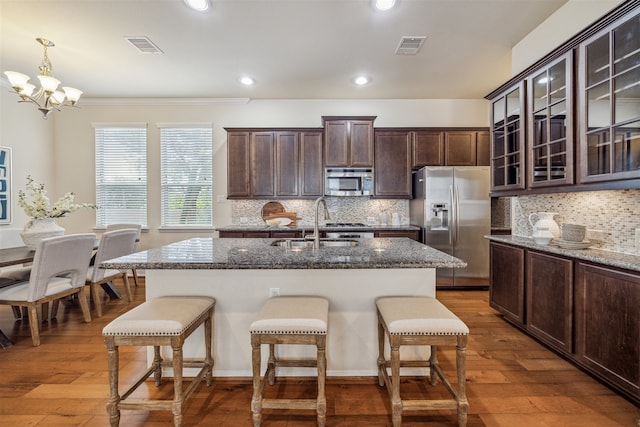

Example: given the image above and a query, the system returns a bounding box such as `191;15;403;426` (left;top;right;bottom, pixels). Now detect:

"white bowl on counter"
533;236;553;245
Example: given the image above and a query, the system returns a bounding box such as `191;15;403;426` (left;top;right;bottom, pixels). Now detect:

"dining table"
0;241;119;349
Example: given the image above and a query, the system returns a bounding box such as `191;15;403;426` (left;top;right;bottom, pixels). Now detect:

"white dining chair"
105;223;142;286
86;228;138;317
0;233;96;346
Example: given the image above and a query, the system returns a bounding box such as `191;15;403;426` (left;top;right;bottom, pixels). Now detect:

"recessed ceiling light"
239;76;256;86
184;0;211;12
354;76;370;86
374;0;396;11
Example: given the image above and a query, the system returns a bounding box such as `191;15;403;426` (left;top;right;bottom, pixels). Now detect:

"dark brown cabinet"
323;116;375;167
226;128;323;199
374;130;412;198
445;131;477;166
526;250;573;353
489;242;525;325
489;240;640;405
575;262;639;404
412;131;444;167
412;130;489;168
476;131;490;166
219;230;302;238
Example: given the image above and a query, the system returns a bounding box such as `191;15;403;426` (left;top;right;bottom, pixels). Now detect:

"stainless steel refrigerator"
410;166;490;288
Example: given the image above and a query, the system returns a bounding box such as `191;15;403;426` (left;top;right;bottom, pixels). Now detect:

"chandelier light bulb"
4;71;30;91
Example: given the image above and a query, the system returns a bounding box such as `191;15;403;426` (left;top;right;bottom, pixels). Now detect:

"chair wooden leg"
457;336;469;427
267;344;276;385
90;282;103;318
153;346;163;386
429;345;439;386
377;315;385;387
172;341;184;427
204;309;214;387
41;302;50;323
77;288;92;323
250;336;262;427
51;299;60;320
317;335;327;427
122;275;132;302
390;342;402;427
132;269;139;287
27;304;41;347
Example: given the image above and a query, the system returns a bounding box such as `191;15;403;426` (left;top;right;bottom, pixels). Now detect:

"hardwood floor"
0;279;637;426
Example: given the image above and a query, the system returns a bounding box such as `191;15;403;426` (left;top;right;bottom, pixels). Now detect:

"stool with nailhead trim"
250;296;329;427
376;296;469;427
102;296;215;427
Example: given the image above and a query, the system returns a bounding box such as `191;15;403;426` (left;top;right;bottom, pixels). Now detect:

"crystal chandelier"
4;38;82;119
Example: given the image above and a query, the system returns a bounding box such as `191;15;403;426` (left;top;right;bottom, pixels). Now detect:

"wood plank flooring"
0;279;637;426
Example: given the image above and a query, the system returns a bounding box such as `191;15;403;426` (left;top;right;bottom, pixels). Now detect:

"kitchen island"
101;237;465;377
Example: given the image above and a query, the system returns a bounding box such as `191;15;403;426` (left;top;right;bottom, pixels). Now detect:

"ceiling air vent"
395;36;427;55
125;36;164;54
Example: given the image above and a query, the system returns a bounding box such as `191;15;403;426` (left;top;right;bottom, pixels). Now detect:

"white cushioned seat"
250;296;328;335
103;296;215;337
376;296;469;336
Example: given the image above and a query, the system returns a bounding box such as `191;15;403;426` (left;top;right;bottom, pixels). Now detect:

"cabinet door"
245;231;271;238
476;131;490;166
218;231;244;238
490;83;526;191
527;52;574;187
575;262;639;400
374;131;412;198
445;131;477;166
489;242;525;325
578;10;640;183
227;132;250;198
250;132;275;197
350;120;374;167
526;251;573;353
412;131;444;168
324;120;349;167
300;131;324;197
275;132;299;197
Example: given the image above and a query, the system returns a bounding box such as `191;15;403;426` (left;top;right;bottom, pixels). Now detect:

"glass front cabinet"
578;8;640;183
527;53;574;187
490;82;526;191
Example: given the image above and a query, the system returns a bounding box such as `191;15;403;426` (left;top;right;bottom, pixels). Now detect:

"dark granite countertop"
215;224;420;233
101;237;465;270
486;235;640;273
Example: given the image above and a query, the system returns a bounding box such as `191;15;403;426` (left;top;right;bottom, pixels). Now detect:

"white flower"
18;176;95;219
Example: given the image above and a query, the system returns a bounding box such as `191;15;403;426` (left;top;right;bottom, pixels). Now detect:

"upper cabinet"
527;52;574;188
323;116;375;167
490;82;526;191
374;130;412;198
226;128;324;199
412;130;489;168
487;1;640;195
578;8;640;183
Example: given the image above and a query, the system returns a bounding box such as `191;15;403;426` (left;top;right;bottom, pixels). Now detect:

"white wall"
511;0;623;75
45;98;489;249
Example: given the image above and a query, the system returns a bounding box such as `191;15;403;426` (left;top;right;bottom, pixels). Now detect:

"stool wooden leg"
267;344;276;385
105;337;121;427
11;306;21;319
429;345;439;386
204;308;214;387
90;282;103;318
390;340;402;427
122;275;133;302
377;314;386;387
456;336;469;427
317;335;327;427
152;346;163;386
172;340;184;427
250;335;263;427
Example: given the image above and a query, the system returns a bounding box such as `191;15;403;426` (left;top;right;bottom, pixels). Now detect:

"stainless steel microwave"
324;168;373;196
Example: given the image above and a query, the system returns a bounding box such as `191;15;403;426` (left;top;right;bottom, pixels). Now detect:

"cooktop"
324;222;369;228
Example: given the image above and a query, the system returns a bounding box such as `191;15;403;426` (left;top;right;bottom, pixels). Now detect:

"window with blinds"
94;125;148;227
159;126;213;227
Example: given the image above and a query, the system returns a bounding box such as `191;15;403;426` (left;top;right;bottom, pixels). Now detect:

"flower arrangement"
18;176;95;220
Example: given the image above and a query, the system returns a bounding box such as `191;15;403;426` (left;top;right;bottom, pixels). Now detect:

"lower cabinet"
575;262;639;402
489;241;640;405
489;242;525;325
374;230;419;241
526;251;573;353
218;230;302;238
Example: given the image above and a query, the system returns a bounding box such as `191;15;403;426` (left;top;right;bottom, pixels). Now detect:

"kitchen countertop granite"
215;224;420;232
101;237;465;270
486;235;640;273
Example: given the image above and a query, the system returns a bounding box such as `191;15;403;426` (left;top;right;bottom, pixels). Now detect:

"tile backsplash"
232;198;410;226
512;189;640;254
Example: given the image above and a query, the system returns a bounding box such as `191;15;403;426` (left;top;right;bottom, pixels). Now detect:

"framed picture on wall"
0;146;12;224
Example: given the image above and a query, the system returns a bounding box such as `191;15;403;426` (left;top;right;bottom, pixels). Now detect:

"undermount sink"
271;238;359;248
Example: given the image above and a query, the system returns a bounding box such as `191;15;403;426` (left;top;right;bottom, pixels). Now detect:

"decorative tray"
554;239;593;250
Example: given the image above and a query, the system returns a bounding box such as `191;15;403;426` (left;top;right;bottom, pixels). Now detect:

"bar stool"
376;296;469;427
103;296;215;427
250;296;329;427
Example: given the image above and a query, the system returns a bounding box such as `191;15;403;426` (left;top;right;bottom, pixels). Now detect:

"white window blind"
94;125;147;227
160;126;213;227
